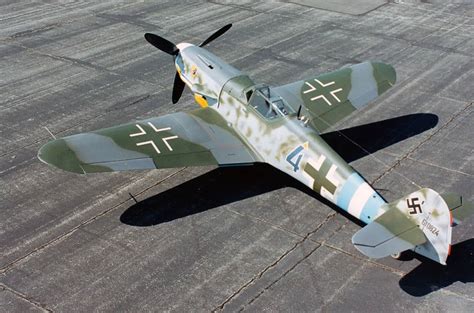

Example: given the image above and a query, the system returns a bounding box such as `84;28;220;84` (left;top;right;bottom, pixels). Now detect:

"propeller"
172;72;185;104
144;33;178;55
199;23;232;47
144;24;233;104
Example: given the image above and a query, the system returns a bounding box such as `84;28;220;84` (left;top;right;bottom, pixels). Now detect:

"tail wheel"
391;252;402;259
391;250;412;260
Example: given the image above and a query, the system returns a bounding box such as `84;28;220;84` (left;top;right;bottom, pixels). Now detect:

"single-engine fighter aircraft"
38;24;473;265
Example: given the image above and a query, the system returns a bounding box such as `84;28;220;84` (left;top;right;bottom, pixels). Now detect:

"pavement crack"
0;283;52;312
11;41;162;87
0;168;187;274
9;23;62;39
241;244;322;311
213;212;336;312
321;242;406;276
381;151;474;178
236;215;345;311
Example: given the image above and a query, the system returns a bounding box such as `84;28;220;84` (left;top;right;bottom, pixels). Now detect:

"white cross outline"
161;135;179;151
136;140;161;154
303;82;316;94
147;123;171;133
129;122;179;154
129;124;146;137
302;79;343;106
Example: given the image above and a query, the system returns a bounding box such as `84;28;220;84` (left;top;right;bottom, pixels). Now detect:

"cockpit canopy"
247;85;295;119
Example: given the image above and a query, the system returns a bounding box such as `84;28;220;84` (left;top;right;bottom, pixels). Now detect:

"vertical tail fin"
410;189;452;265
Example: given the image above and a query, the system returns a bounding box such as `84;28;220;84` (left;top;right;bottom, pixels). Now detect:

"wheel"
391;250;413;261
391;252;402;259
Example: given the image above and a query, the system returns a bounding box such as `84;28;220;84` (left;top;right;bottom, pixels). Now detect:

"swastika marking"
407;197;422;215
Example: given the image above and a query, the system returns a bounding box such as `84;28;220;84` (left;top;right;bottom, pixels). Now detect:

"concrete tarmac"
0;0;473;312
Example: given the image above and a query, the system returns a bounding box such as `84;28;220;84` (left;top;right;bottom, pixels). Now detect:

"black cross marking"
407;197;422;215
304;160;337;195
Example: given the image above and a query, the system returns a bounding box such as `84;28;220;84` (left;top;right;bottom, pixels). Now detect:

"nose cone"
38;139;84;173
176;42;193;51
373;62;397;86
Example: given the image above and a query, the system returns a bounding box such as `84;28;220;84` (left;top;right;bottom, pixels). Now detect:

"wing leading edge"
38;108;258;173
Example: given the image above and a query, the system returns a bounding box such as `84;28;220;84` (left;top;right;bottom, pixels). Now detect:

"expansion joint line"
241;244;321;312
0;283;52;312
0;168;188;274
213;212;336;312
372;101;473;186
239;215;346;311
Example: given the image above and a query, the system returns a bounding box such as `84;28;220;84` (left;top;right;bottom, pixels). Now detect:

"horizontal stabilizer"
441;193;474;226
352;204;426;258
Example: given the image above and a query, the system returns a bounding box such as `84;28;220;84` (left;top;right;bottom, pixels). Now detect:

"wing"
38;108;258;173
274;61;396;132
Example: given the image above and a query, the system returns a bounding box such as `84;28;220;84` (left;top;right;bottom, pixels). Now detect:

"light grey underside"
66;133;152;165
347;62;378;108
352;222;425;258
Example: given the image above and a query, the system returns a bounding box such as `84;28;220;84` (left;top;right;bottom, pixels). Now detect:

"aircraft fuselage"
177;43;387;224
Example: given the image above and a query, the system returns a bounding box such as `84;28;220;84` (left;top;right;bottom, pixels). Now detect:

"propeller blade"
172;72;185;104
199;24;232;47
144;33;179;55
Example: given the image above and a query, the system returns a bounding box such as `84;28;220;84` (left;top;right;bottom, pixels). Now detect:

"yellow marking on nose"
194;93;208;108
176;67;193;89
191;65;198;78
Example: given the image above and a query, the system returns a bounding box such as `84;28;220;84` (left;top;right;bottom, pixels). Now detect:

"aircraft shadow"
120;113;438;227
120;163;363;227
321;113;438;163
121;164;307;226
399;239;474;296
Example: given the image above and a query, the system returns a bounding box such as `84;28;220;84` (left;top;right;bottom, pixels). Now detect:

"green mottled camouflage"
38;108;257;173
275;61;396;132
38;31;472;266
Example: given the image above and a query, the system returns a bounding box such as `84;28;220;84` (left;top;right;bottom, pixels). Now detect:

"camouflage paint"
39;43;396;224
38;37;471;265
